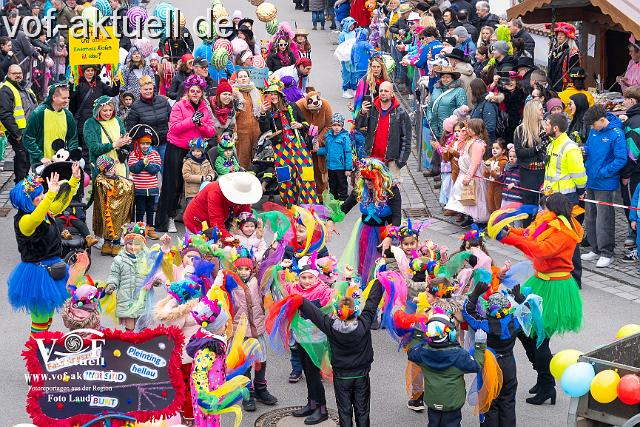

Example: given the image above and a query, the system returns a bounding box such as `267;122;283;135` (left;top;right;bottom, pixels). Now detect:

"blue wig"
10;177;44;213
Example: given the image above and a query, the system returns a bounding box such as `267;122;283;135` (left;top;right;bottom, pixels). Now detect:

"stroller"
57;201;93;271
249;132;279;201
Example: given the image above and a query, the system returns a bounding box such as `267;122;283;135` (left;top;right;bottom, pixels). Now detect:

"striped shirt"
127;149;161;191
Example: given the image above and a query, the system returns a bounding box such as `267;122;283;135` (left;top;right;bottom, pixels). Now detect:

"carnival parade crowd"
2;0;640;426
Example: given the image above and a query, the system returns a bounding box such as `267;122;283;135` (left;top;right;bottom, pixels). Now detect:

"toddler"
484;138;508;213
232;213;268;262
214;133;241;176
182;137;215;204
500;143;522;207
118;91;134;122
316;113;353;201
128;127;161;239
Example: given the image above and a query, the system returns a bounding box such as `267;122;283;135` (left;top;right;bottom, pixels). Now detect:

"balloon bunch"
552;324;640;404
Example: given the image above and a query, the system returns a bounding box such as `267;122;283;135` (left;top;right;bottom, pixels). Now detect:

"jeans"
135;194;156;225
155;143;167;174
584;189;616;258
290;344;303;374
311;11;325;28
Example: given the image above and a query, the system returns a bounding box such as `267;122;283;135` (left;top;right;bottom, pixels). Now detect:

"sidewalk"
0;148;15;216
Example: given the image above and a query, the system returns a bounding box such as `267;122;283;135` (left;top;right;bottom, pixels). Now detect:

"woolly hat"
122;222;147;243
331;112;345;126
216;78;233;96
181;53;194;63
96;154;115;173
443;115;458;134
232;245;255;269
493;40;510;56
486;291;511;319
546;98;564;112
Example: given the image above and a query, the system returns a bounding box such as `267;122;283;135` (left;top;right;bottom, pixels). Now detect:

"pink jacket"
232;231;268;262
214;271;266;338
167;99;216;149
154;296;201;363
285;279;334;306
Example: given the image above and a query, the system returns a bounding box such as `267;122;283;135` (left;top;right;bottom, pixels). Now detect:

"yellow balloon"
615;324;640;339
590;369;620;404
550;349;583;380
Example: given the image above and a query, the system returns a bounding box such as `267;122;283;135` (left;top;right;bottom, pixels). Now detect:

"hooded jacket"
621;103;640;179
213;271;267;338
317;129;353;171
408;340;486;412
126;94;172;146
355;96;412;168
23;84;78;164
351;29;374;74
69;75;120;135
182;156;215;199
298;280;383;376
426;78;468;138
584;113;627;191
453;61;477;106
471;91;502;142
82;98;126;168
338;17;357;44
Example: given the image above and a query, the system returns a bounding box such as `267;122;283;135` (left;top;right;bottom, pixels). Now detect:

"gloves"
468;254;478;267
512;284;525;304
469;282;489;303
474;329;487;344
192;111;204;125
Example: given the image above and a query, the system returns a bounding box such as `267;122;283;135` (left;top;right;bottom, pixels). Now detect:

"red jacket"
183;181;251;237
501;210;583;275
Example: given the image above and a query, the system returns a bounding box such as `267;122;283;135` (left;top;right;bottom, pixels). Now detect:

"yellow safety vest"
543;132;587;194
0;81;34;133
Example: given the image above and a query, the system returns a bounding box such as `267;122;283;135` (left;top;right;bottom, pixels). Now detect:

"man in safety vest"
0;64;37;182
543;112;587;287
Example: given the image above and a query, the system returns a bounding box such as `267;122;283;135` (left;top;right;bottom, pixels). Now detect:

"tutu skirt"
8;257;69;314
340;219;384;285
524;275;582;338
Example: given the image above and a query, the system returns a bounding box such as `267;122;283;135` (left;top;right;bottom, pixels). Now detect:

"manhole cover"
254;406;339;426
403;207;430;218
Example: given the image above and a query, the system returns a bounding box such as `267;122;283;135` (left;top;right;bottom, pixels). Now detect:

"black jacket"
258;103;309;145
69;77;121;134
621;103;640;179
514;28;535;59
0;51;18;82
29;37;51;55
266;50;296;73
126;94;172;145
0;79;37;140
159;30;195;63
513;124;547;168
475;13;500;34
462;298;520;355
355;97;412;168
495;55;518;73
167;70;192;100
340;185;402;227
298;280;383;376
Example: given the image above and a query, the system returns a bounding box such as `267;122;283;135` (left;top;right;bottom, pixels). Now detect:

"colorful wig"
356;158;394;205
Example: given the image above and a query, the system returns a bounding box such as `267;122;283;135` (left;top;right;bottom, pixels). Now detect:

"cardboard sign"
237;66;269;89
68;26;120;66
23;326;185;426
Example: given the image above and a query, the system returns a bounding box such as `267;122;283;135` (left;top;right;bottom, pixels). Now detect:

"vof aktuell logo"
0;8;235;40
34;329;105;372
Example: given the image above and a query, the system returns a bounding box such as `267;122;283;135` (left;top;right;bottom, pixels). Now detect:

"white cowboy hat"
218;172;263;205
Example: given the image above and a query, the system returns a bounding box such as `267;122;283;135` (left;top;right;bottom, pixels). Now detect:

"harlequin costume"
258;81;319;207
337;158;402;284
8;174;80;335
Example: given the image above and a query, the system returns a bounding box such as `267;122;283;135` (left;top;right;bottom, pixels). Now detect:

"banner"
237;66;269;89
68;26;120;66
23;326;185;426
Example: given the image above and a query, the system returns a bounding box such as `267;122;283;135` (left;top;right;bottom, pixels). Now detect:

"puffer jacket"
154;296;200;363
584;112;627;191
317;129;353;171
233;231;268;262
126;94;172;145
106;253;149;319
427;78;468;138
182;156;215;199
167;99;216;149
470;91;502;142
309;0;325;12
214;272;266;338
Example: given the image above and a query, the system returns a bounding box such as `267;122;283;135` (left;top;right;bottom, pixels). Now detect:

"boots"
85;235;99;247
526;386;556;405
111;244;122;256
242;391;256;412
305;404;329;425
61;229;73;240
292;400;316;417
254;387;278;405
146;226;159;240
101;241;113;256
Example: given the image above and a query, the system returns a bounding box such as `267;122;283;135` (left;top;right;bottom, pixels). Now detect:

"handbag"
40;261;67;280
460;179;477;206
97;121;129;164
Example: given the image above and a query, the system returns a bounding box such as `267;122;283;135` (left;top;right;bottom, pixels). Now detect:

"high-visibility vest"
0;81;34;133
543;132;587;194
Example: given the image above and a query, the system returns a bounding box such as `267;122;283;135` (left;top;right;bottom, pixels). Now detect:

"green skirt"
524;275;583;338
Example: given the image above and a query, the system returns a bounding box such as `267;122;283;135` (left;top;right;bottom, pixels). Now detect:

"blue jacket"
338;17;357;44
351;29;373;74
335;3;350;24
318;129;353;171
584;113;628;190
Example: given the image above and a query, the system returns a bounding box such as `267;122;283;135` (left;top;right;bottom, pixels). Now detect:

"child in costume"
407;312;488;427
317;113;353;201
154;278;203;424
93;154;135;256
127;125;162;238
279;258;335;425
483;138;508;214
297;278;384;426
231;213;268;263
500;144;522;208
337;17;358;98
9;165;82;335
182;137;215;204
488;192;583;405
214;132;241;176
215;246;278;412
105;223;170;332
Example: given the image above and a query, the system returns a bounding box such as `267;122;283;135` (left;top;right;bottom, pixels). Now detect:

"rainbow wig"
356;158;394;205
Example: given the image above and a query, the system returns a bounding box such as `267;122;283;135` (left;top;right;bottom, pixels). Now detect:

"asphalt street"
2;0;639;425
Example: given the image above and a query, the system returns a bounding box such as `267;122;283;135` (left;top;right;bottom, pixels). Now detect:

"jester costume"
258;81;319;207
338;158;402;284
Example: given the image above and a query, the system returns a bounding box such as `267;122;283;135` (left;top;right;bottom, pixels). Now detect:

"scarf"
234;82;261;116
213;101;232;125
187;152;207;164
277;50;292;67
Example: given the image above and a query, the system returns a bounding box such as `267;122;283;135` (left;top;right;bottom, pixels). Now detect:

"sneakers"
168;218;177;233
622;249;639;263
581;251;599;261
289;370;303;383
342;90;354;99
596;256;613;268
407;394;425;412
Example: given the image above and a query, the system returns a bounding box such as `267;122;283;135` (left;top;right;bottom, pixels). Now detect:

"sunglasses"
278;42;289;47
188;87;202;93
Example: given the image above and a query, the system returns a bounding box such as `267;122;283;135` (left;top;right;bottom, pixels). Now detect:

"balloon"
94;0;112;17
132;37;153;58
127;6;148;28
81;6;100;26
252;55;266;68
615;324;640;339
213;39;233;55
83;172;90;188
560;362;595;398
590;370;620;404
550;349;583;380
617;374;640;405
266;19;278;36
